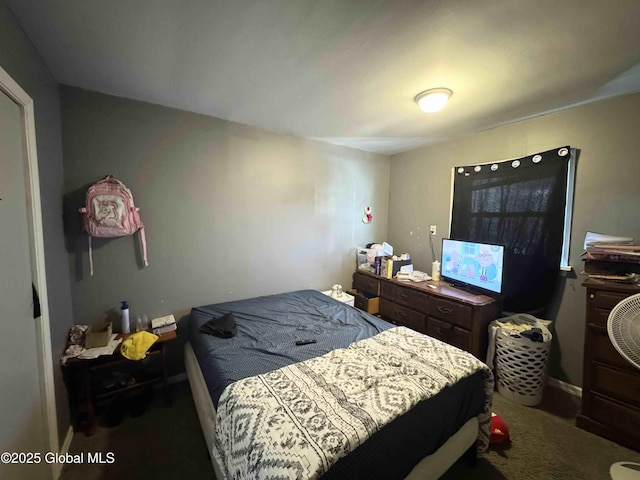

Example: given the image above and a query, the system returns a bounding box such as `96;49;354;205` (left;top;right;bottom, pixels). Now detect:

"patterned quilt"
213;326;494;480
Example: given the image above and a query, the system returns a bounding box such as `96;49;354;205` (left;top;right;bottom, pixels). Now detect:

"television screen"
441;238;504;294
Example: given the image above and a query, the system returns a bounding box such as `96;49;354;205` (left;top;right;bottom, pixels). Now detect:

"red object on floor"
490;413;511;444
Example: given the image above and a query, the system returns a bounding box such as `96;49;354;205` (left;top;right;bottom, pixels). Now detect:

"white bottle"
432;260;441;282
120;301;130;334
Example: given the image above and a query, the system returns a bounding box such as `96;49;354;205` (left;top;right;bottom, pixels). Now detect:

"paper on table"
584;231;634;249
150;314;176;329
396;271;431;282
399;264;413;274
78;334;122;359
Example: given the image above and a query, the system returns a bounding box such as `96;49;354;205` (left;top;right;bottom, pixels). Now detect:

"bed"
185;289;493;479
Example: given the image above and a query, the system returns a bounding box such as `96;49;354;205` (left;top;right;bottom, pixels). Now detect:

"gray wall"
60;87;390;373
388;92;640;386
0;2;75;443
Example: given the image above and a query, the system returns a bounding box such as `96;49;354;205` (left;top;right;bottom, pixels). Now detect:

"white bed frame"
184;342;478;480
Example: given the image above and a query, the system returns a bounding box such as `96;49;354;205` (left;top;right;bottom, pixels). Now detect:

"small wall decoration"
362;206;373;224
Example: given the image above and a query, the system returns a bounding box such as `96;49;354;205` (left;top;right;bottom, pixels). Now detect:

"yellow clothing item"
120;331;159;360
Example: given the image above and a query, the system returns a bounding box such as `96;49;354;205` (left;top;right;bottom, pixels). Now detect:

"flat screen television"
441;238;505;295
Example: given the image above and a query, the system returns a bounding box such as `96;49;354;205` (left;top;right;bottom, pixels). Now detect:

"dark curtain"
450;146;570;313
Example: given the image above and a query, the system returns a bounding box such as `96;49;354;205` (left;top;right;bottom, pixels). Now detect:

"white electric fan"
607;293;640;480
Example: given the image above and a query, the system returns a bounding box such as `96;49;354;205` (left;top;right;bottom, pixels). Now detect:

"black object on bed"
199;312;237;338
189;289;487;479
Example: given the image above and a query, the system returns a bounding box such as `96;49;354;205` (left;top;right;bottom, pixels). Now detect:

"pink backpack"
79;175;148;276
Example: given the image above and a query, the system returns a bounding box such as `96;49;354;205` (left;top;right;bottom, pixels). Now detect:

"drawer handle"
397;293;408;299
437;306;454;315
398;311;407;317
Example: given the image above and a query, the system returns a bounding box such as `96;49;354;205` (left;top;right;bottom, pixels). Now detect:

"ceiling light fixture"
414;88;453;113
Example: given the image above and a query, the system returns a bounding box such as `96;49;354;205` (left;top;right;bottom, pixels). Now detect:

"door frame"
0;66;59;477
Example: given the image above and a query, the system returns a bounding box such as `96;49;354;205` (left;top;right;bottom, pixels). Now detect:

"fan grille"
608;293;640;371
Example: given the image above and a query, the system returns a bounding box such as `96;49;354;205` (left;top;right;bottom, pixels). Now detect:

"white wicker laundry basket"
494;316;552;406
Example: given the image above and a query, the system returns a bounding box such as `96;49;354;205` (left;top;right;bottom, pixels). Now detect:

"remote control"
295;339;317;346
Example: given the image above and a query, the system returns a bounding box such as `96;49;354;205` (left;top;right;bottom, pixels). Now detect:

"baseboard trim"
547;377;582;398
60;425;74;455
53;426;74;479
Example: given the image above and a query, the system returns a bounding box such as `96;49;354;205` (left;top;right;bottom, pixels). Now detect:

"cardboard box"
85;322;112;348
349;289;380;314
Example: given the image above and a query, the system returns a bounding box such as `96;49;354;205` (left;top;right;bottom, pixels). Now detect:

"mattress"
188;289;491;479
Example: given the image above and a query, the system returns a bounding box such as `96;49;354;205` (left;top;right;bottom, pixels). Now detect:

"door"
0;83;49;478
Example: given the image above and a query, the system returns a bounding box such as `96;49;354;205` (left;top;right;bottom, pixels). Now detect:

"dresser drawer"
427;297;472;329
587;289;632;327
590;393;640;440
589;290;629;311
353;273;380;296
426;317;471;351
592;364;640;407
592;330;635;371
379;299;426;333
380;282;429;312
589;307;613;328
353;293;379;314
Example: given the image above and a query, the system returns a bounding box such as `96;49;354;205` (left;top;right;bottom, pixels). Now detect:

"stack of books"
582;232;640;278
151;314;177;335
584;244;640;263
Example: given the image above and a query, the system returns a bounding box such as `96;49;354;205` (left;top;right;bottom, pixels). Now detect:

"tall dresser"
353;271;501;360
577;278;640;451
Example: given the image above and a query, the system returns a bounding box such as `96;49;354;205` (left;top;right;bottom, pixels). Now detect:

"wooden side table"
321;289;355;306
63;330;176;435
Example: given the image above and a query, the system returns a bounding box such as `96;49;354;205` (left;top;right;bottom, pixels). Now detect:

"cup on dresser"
133;313;149;332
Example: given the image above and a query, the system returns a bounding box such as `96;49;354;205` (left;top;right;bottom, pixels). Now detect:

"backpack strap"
88;229;145;276
139;226;149;267
88;234;94;276
103;174;124;186
79;206;95;276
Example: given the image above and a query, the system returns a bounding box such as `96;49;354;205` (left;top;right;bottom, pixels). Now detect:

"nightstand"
63;330;176;435
321;290;355;307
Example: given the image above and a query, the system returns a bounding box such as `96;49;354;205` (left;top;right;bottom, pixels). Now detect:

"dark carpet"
441;387;640;479
59;381;214;480
59;381;640;480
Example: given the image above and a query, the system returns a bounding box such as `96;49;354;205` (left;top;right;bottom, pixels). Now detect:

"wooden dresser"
353;271;501;360
577;278;640;451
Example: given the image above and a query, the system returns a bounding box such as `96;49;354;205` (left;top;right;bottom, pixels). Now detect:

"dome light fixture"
414;88;453;113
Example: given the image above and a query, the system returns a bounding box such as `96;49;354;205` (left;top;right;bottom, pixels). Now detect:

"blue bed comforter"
189;289;391;407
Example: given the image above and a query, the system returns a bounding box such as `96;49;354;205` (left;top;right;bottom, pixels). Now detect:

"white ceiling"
7;0;640;155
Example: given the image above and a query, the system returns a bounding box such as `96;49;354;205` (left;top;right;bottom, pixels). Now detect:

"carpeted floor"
441;388;640;479
59;381;214;480
59;381;640;480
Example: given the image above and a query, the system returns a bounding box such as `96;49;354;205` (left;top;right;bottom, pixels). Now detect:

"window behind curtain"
450;146;570;314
